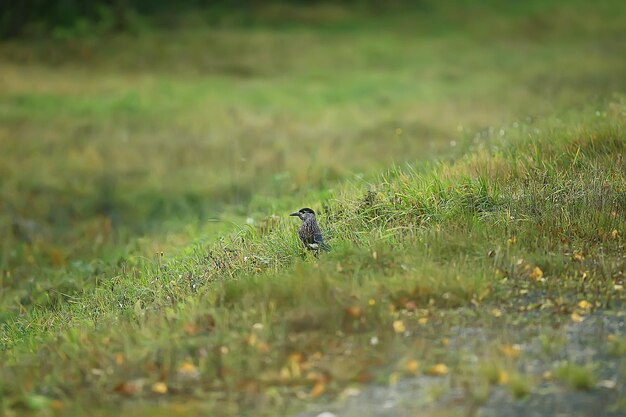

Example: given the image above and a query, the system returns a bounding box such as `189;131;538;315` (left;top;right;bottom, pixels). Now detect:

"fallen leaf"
577;300;592;310
491;308;502;317
257;341;271;353
418;317;428;325
404;300;417;311
393;320;406;333
497;370;509;384
115;353;125;365
530;266;543;281
571;312;584;323
500;344;522;359
183;323;199;335
405;359;419;374
177;362;200;379
151;382;168;394
346;306;362;318
289;359;302;379
310;381;326;398
288;353;305;363
280;367;291;381
572;252;584;262
426;363;449;376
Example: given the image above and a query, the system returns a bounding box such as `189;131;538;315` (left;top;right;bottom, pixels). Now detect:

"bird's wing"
314;231;331;251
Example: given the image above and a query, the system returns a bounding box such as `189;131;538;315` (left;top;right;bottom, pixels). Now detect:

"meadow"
0;1;625;416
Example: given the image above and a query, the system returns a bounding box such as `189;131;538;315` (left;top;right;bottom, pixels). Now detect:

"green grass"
1;2;625;416
554;362;597;390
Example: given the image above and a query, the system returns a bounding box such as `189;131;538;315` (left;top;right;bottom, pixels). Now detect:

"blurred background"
1;0;625;309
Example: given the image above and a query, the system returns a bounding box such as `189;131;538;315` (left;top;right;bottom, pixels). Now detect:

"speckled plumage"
290;208;330;252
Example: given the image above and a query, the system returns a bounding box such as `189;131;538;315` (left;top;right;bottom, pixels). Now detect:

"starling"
289;207;330;252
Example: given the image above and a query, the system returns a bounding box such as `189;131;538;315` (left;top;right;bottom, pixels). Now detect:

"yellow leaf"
571;312;584;322
310;381;325;398
405;359;419;374
572;252;584;262
393;320;406;333
426;363;449;376
577;300;592;310
288;353;304;363
500;344;522;359
611;229;619;239
368;298;376;306
151;382;168;394
280;367;291;380
607;334;617;341
290;360;302;379
183;323;199;335
418;317;428;325
530;266;543;281
346;306;362;318
497;370;509;384
178;362;200;379
491;308;502;317
115;353;125;365
507;236;517;246
257;341;271;353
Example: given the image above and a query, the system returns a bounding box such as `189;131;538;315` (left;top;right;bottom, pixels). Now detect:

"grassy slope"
1;1;625;416
3;100;625;416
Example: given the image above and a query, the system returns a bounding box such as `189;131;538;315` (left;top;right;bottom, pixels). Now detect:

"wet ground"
297;311;625;417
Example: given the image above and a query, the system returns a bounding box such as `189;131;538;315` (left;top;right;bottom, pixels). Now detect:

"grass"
554;362;597;390
1;1;625;416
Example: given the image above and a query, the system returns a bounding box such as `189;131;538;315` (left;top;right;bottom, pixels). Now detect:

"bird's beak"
289;212;299;217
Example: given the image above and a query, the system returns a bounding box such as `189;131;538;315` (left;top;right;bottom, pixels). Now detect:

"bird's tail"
320;242;331;252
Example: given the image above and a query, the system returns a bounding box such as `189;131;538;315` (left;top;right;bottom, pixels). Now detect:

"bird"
289;207;330;252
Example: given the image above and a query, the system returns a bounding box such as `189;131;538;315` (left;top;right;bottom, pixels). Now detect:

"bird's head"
289;207;316;221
